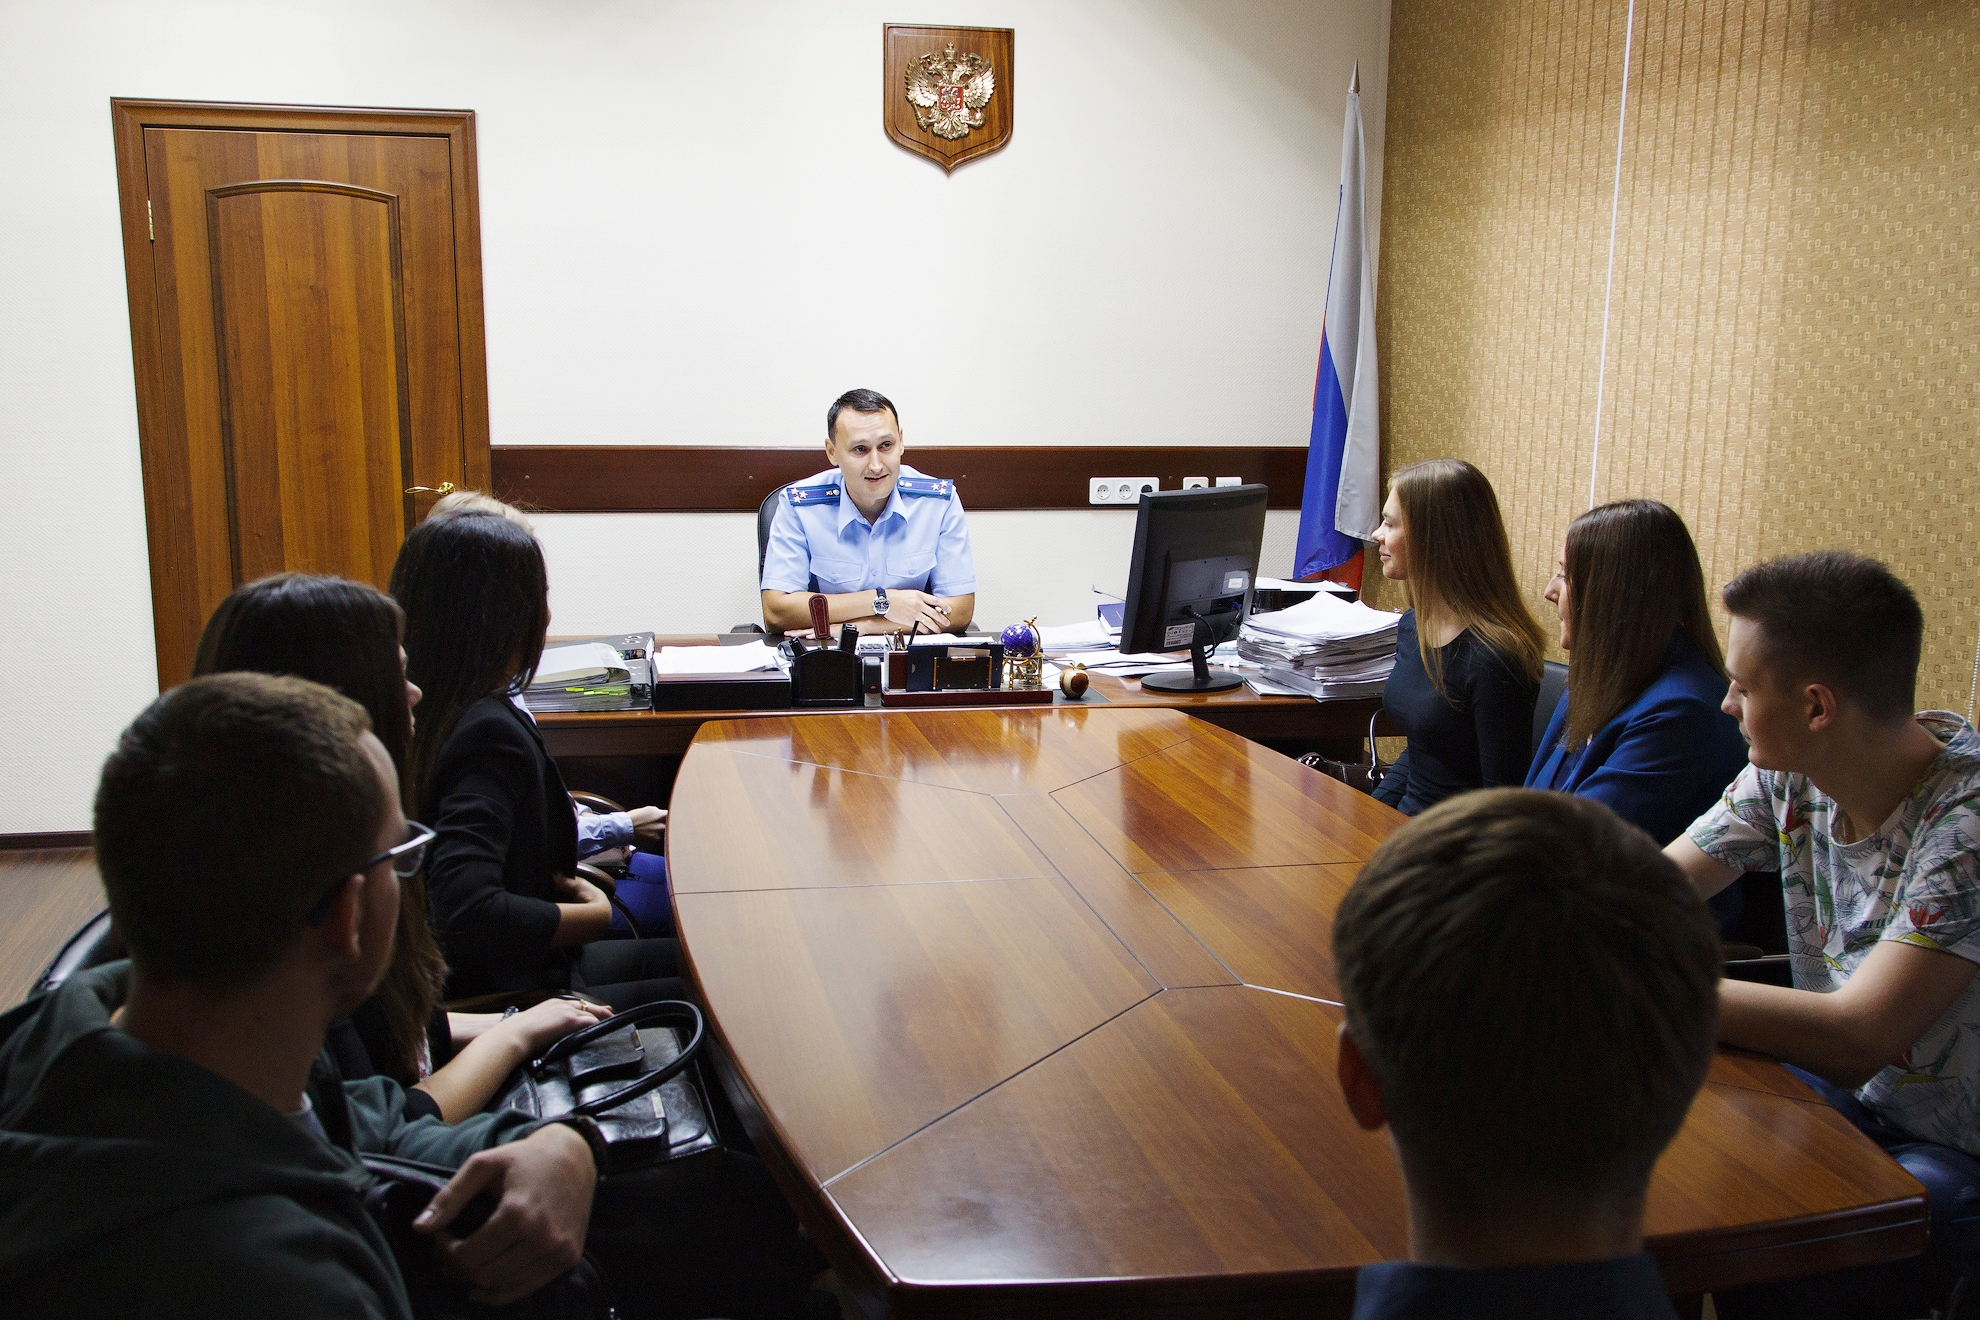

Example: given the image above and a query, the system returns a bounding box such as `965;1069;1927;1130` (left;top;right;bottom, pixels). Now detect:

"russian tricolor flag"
1294;70;1381;584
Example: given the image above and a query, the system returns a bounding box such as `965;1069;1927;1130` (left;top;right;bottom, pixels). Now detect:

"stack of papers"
524;637;654;713
1238;594;1401;699
1038;619;1116;652
653;640;782;676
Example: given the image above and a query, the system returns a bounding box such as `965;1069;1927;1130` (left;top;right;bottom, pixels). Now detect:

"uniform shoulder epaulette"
786;481;841;507
896;476;954;499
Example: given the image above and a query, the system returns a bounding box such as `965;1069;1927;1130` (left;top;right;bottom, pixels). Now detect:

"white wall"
0;0;1389;832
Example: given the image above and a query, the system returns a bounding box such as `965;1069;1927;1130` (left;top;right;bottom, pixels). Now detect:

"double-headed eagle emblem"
905;43;995;140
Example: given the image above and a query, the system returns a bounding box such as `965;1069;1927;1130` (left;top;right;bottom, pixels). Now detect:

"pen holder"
790;645;863;707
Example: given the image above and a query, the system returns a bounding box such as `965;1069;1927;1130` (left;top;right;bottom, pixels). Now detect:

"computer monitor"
1118;484;1268;693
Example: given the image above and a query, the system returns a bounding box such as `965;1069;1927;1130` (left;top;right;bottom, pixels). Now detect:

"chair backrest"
1533;659;1569;754
35;909;123;997
756;483;794;584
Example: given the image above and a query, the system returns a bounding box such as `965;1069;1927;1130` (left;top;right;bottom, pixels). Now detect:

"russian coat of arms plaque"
883;24;1014;172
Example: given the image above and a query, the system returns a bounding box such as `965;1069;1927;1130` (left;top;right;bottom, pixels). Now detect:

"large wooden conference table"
665;706;1924;1318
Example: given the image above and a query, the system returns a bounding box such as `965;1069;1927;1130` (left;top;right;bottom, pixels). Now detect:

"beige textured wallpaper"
1373;0;1979;714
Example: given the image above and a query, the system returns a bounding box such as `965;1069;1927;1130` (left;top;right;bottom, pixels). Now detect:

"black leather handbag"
489;1000;720;1176
360;1153;618;1320
1298;710;1389;796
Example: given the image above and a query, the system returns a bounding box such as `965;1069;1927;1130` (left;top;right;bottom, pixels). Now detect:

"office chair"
756;482;793;581
33;909;123;996
731;482;796;634
1532;659;1569;753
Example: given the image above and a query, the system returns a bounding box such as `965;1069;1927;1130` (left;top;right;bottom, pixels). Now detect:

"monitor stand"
1140;612;1244;693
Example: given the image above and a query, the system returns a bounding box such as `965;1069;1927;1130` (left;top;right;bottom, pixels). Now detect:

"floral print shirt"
1687;711;1980;1156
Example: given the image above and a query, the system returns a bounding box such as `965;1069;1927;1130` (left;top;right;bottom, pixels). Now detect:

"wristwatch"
873;588;890;619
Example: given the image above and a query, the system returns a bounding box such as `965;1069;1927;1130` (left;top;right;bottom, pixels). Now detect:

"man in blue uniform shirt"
760;388;976;635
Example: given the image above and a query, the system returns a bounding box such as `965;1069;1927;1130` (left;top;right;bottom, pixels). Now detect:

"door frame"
109;98;492;689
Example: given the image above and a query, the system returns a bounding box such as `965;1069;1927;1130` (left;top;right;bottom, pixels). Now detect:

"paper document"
1039;619;1116;651
533;643;630;687
654;640;781;676
1256;576;1358;597
1245;593;1401;642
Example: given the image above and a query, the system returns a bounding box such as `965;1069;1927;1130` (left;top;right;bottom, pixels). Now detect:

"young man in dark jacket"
1333;789;1723;1319
0;673;599;1318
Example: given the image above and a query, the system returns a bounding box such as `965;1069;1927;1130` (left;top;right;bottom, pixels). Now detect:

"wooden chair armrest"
569;790;625;815
575;861;618;894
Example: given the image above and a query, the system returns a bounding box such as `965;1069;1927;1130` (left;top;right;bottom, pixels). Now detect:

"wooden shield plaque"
884;24;1014;172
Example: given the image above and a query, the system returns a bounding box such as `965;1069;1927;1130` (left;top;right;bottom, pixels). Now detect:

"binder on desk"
522;634;654;713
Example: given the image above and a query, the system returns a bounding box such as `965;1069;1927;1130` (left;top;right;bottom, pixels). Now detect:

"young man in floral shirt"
1667;550;1980;1317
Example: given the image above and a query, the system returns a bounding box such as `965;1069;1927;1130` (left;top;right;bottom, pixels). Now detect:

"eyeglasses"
304;820;437;926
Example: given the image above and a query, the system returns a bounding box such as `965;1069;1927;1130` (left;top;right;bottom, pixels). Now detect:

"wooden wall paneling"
488;445;1310;513
0;833;94;852
1376;2;1980;710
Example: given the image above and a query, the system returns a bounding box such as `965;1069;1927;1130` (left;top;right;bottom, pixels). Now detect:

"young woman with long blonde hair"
1370;459;1546;815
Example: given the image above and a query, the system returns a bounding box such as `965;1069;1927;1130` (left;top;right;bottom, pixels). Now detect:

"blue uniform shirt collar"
836;471;913;533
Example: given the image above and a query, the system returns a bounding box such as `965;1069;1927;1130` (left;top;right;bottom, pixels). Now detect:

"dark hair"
193;574;413;783
191;573;445;1084
391;513;552;821
95;673;386;986
1333;789;1720;1214
826;388;898;440
1389;459;1546;694
1722;550;1923;723
1560;501;1725;747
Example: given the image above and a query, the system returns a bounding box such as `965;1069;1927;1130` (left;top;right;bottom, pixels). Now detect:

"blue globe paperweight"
999;622;1039;658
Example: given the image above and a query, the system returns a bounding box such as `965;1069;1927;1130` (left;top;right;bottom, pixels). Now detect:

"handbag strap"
532;999;706;1119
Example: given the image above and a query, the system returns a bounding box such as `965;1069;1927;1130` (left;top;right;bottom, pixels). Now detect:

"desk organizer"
879;640;1052;708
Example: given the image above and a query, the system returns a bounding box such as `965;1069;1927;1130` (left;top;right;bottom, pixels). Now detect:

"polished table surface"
666;707;1924;1318
535;635;1384;760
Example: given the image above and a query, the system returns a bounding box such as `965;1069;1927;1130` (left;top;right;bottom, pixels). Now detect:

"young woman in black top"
391;512;684;1006
192;573;610;1119
200;571;834;1318
1369;459;1546;815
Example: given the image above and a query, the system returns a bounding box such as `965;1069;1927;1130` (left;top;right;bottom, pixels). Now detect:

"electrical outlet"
1214;477;1243;487
1089;477;1161;505
1182;477;1209;489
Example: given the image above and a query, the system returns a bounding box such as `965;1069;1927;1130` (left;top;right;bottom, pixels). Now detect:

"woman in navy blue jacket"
1525;500;1747;849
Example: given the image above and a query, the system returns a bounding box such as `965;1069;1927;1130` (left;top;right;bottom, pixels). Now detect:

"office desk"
534;635;1384;761
667;707;1925;1318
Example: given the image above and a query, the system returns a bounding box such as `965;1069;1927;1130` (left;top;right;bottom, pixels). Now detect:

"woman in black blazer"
392;513;681;1005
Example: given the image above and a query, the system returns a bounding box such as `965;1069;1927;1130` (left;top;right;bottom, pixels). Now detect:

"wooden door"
112;100;491;687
